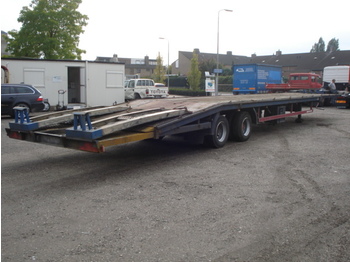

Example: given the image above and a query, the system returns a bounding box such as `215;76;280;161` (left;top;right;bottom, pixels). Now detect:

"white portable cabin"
1;58;125;108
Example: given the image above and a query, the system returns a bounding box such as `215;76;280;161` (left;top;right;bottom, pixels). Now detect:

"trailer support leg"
14;107;31;124
295;114;303;123
73;112;93;131
9;107;40;131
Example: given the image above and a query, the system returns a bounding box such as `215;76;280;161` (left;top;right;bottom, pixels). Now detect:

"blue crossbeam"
14;107;31;124
73;112;93;131
8;107;39;131
65;112;103;140
65;128;103;140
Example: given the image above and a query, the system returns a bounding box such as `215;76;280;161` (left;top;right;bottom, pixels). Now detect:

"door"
67;67;81;103
125;79;135;100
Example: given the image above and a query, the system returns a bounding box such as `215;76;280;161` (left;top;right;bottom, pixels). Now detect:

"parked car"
124;79;169;99
1;84;45;117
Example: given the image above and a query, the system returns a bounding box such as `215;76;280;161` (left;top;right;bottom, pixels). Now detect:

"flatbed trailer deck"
6;93;330;153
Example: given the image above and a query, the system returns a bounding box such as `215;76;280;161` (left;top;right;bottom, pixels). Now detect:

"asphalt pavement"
1;107;350;262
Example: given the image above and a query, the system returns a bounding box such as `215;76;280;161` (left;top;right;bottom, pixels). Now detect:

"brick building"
96;54;157;79
171;49;350;79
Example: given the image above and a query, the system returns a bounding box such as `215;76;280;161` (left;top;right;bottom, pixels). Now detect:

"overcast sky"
2;0;350;64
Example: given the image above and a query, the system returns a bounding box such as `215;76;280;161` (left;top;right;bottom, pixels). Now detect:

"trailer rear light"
336;100;346;103
8;131;23;140
37;96;44;102
79;142;105;153
249;88;256;90
146;89;149;94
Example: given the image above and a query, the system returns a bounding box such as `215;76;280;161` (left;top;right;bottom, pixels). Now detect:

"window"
106;71;123;88
23;68;45;88
1;86;12;94
15;86;34;94
137;80;146;86
290;76;299;80
300;76;309;81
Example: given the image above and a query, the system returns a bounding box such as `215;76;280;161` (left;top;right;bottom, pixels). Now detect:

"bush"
169;88;207;96
219;84;233;92
220;76;232;84
169;76;189;88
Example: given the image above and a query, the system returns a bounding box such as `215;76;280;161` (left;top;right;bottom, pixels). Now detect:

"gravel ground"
1;107;350;262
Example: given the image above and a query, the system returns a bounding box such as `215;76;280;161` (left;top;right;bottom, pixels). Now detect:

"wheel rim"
241;117;251;137
216;121;228;142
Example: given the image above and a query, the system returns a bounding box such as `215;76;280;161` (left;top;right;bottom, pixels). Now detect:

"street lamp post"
159;37;170;88
216;9;233;96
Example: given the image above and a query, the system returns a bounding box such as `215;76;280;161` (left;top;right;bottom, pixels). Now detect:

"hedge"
169;88;207;96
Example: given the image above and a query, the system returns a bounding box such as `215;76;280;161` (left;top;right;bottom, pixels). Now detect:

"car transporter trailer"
6;93;332;153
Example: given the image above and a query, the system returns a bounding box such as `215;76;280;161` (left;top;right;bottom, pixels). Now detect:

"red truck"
265;73;322;92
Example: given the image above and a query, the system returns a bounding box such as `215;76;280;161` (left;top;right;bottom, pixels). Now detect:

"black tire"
204;115;229;148
230;111;252;142
134;93;141;99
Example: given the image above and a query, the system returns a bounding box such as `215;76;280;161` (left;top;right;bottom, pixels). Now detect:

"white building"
1;58;125;108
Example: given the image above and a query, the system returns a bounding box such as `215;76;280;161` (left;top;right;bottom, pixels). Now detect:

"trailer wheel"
230;111;252;142
204;115;229;148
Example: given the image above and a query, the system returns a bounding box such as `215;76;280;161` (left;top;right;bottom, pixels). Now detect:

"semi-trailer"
232;64;282;94
6;93;333;153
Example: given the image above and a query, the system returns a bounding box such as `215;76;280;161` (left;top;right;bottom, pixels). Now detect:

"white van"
124;78;169;100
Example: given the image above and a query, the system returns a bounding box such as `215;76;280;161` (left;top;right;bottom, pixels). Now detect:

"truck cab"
265;73;322;92
322;65;350;91
288;73;322;90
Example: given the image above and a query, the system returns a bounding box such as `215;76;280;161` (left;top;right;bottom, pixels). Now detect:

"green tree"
6;0;88;59
153;52;166;83
199;59;216;76
187;52;201;90
310;37;325;53
326;38;339;52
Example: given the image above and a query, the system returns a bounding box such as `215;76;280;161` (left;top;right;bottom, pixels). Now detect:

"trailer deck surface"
127;93;322;112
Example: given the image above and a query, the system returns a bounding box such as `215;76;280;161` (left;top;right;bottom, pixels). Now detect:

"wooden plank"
99;109;188;137
30;106;105;121
31;106;130;129
90;108;165;128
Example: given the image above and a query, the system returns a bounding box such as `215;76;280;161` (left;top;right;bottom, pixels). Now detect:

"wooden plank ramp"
65;108;189;140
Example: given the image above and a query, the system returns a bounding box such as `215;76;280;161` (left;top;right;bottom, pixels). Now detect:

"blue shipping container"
233;64;282;94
